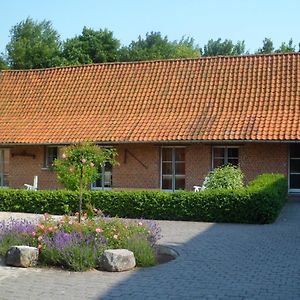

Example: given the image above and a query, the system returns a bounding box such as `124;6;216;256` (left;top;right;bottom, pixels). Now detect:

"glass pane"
47;147;58;166
104;171;112;187
290;174;300;189
175;162;185;175
162;162;172;175
162;176;172;190
290;144;300;158
213;147;225;158
227;158;239;166
162;148;172;161
175;148;185;161
290;159;300;173
213;158;224;168
175;176;185;190
228;148;239;158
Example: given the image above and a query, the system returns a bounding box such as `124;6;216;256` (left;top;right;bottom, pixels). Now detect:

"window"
91;163;112;190
161;147;185;191
0;149;9;187
212;146;239;169
45;146;58;167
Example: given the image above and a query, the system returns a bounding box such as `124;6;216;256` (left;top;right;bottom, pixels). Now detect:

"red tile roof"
0;53;299;144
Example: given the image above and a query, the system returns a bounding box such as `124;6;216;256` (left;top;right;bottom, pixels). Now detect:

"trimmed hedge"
0;173;287;224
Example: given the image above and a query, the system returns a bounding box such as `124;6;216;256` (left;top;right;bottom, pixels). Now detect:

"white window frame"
212;146;239;169
91;163;112;190
160;146;186;192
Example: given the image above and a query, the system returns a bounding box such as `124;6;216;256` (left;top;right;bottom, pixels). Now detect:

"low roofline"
0;139;299;147
2;52;299;73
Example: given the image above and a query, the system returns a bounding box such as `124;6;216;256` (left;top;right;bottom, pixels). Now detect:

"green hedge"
0;173;287;224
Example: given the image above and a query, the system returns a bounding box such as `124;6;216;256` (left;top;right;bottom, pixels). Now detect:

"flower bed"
0;213;162;271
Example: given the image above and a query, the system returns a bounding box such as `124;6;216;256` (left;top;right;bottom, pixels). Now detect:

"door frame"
288;143;300;193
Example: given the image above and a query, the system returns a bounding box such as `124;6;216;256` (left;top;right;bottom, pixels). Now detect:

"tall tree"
256;38;274;54
276;38;296;53
62;27;120;65
201;38;246;56
119;32;200;61
6;18;62;69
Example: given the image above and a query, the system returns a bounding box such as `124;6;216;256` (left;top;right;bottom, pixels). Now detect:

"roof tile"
0;53;300;144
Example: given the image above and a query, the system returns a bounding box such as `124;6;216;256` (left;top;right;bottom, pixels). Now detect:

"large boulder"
99;249;136;272
5;246;39;268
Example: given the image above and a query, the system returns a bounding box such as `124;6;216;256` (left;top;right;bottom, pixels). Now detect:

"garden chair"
24;175;38;191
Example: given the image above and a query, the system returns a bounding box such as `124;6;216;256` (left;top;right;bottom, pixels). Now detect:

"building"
0;53;299;192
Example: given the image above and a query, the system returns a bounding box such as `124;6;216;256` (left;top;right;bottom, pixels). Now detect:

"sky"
1;0;300;54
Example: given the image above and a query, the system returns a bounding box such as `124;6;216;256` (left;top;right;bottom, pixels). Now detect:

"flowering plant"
54;142;117;222
0;213;161;271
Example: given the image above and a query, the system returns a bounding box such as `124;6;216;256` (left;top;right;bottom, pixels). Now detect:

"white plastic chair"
24;175;38;191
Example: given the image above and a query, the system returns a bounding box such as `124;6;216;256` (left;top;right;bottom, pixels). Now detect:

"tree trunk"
79;169;83;223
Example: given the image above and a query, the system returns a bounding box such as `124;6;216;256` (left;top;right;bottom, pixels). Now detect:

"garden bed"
0;213;163;271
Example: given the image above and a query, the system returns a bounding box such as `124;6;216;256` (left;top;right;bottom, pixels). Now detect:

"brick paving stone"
0;200;300;299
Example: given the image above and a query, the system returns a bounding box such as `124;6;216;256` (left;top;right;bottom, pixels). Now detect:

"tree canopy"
2;18;300;70
0;56;7;69
119;32;200;61
201;38;246;56
6;18;63;69
62;27;121;65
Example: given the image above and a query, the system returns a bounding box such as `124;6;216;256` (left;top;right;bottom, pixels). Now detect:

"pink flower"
95;228;103;233
31;231;36;237
48;226;54;232
38;236;43;241
60;220;65;224
68;220;73;225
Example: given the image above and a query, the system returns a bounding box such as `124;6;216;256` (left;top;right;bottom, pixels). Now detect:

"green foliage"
6;18;63;69
54;142;117;191
257;38;275;54
123;235;156;267
275;38;296;53
0;174;287;224
201;38;246;56
62;27;121;65
0;56;8;70
119;32;200;61
203;165;244;190
0;214;159;271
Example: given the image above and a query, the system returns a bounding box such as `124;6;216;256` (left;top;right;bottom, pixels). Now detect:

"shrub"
0;214;161;271
202;164;244;190
0;173;287;224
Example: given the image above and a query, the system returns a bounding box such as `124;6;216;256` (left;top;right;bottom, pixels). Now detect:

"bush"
0;214;161;271
203;165;244;190
0;173;287;224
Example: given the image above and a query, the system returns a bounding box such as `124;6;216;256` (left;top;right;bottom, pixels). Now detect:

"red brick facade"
3;143;288;190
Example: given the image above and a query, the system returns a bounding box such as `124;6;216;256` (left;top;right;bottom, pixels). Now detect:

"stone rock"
5;246;39;268
100;249;136;272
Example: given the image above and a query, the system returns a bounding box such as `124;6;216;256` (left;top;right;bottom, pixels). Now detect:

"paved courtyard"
0;200;300;300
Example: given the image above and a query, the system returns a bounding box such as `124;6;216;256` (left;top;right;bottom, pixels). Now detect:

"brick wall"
6;143;288;190
9;146;60;189
113;144;160;189
240;143;288;182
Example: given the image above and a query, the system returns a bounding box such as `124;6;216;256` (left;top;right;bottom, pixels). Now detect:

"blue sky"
1;0;300;54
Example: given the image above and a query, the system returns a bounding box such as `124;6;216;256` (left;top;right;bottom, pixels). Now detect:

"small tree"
54;142;117;222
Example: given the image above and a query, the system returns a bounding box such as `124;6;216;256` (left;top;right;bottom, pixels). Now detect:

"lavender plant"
0;214;162;271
